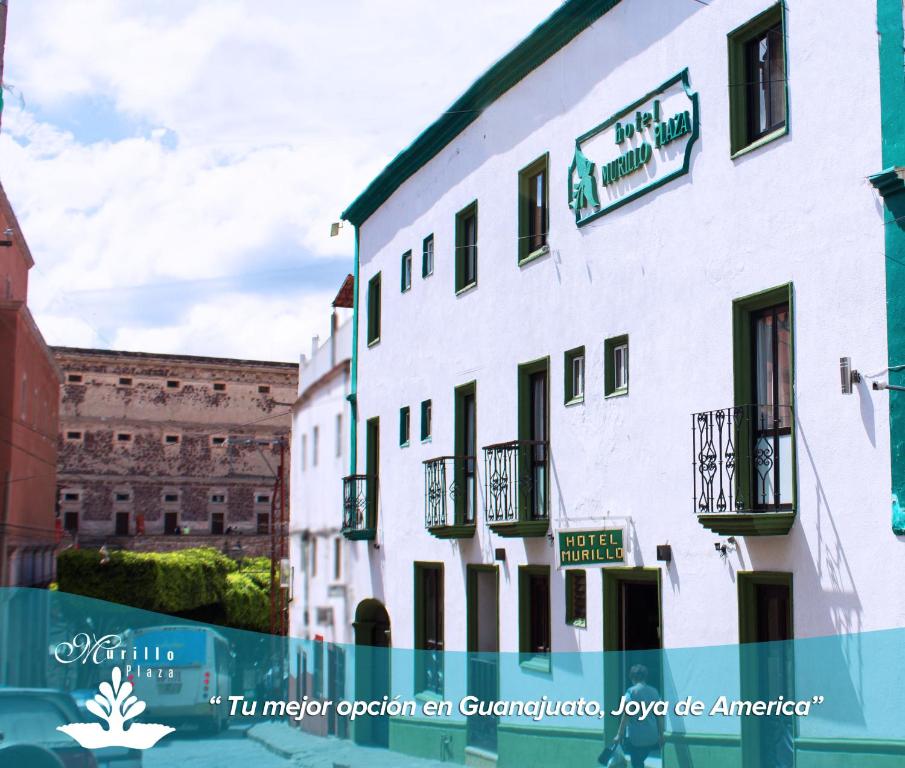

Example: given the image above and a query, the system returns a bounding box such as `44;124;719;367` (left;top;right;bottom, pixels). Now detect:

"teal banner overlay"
0;588;902;767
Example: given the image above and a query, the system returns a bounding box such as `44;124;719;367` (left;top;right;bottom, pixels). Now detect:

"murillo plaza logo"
53;633;176;750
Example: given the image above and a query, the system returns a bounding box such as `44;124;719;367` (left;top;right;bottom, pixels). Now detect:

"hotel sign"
568;69;699;227
558;529;624;568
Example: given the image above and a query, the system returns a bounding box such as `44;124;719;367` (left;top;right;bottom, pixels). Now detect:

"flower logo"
57;667;175;750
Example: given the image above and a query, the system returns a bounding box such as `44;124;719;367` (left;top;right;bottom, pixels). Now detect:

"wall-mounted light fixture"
494;548;506;562
840;357;862;394
714;536;737;558
656;544;672;563
330;222;343;237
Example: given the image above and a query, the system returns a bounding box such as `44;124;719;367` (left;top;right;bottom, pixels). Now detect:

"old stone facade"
53;347;297;555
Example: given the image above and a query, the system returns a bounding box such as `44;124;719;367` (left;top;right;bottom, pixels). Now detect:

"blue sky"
0;0;561;361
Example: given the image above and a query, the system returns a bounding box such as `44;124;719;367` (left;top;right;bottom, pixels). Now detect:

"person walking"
613;664;664;768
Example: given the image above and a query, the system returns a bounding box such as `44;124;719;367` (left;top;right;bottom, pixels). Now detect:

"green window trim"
454;381;477;526
727;3;789;157
413;561;445;697
420;399;432;442
565;569;587;628
518;153;550;265
366;272;381;346
399;406;411;447
517;357;550;525
455;200;478;293
518;564;551;672
401;250;413;293
604;335;629;397
422;234;434;278
564;345;585;405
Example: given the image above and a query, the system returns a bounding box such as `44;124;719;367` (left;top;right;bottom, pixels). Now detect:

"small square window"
565;570;587;627
114;492;131;502
422;234;434;277
164;434;180;445
166;380;180;389
116;433;132;443
210;493;226;504
256;493;271;505
604;335;629;397
67;374;83;384
63;492;80;502
211;436;227;447
401;250;412;293
420;399;432;441
118;377;133;386
213;382;226;392
564;346;585;405
163;493;179;503
258;385;271;394
66;431;83;441
399;406;411;446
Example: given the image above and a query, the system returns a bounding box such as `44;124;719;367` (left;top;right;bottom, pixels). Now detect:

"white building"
288;276;354;736
335;1;905;766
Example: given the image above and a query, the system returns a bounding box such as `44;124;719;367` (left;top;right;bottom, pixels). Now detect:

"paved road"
143;724;290;767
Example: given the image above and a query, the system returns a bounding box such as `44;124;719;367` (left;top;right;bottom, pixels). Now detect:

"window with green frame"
422;234;434;278
518;153;549;264
399;406;410;447
518;565;551;670
455;201;478;292
518;358;549;522
604;335;628;397
367;272;381;345
401;250;412;292
564;346;585;405
414;562;444;695
565;570;586;627
728;4;788;156
420;399;432;441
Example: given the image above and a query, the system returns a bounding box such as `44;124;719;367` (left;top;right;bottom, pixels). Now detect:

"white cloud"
1;0;562;359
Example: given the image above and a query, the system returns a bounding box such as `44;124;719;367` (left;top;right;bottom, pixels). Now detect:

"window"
114;492;131;503
67;374;83;384
115;512;130;536
564;346;585;404
65;431;83;441
301;434;307;470
310;537;318;577
414;563;444;695
63;512;79;531
604;335;629;397
333;537;342;581
213;382;226;392
399;406;410;446
163;492;179;503
518;154;549;263
257;513;269;534
401;250;412;292
256;493;271;504
367;272;382;344
211;512;224;535
164;512;179;535
454;383;476;524
211;436;226;447
519;566;551;668
566;570;587;627
164;434;180;445
62;492;80;502
210;493;226;504
313;426;319;466
518;359;549;520
335;414;343;458
422;234;434;277
455;201;478;292
728;4;787;155
420;399;432;441
116;433;132;443
118;377;133;386
166;380;180;389
258;385;271;394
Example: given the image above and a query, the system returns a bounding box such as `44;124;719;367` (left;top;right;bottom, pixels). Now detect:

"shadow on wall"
360;0;706;259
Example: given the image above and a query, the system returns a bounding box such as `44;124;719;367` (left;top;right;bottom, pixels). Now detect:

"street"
143;725;290;768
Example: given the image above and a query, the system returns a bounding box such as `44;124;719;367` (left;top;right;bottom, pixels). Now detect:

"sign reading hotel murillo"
568;69;699;227
558;529;624;568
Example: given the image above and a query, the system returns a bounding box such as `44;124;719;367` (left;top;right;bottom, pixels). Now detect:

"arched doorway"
353;599;391;747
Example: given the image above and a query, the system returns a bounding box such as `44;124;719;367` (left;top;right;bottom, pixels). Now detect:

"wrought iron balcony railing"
483;440;549;534
342;474;377;540
693;404;794;517
423;456;476;536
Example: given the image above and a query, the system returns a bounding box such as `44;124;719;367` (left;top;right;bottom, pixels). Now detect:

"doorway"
353;599;390;747
738;573;794;768
466;565;499;753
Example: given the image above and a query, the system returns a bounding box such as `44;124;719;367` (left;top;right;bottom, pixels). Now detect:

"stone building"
53;347;297;556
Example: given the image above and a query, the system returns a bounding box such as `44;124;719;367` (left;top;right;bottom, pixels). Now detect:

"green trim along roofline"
340;0;623;227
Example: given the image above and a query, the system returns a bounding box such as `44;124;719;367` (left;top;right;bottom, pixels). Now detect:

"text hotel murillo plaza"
309;1;905;766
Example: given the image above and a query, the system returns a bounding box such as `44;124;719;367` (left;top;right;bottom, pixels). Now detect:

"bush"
224;570;270;632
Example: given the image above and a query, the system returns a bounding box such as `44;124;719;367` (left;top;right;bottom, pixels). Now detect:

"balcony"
342;474;377;540
482;440;549;537
692;404;795;536
423;456;477;538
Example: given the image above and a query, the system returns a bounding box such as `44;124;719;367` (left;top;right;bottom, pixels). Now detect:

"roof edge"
341;0;622;227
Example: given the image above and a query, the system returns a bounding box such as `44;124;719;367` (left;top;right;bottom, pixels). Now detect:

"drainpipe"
346;224;360;475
